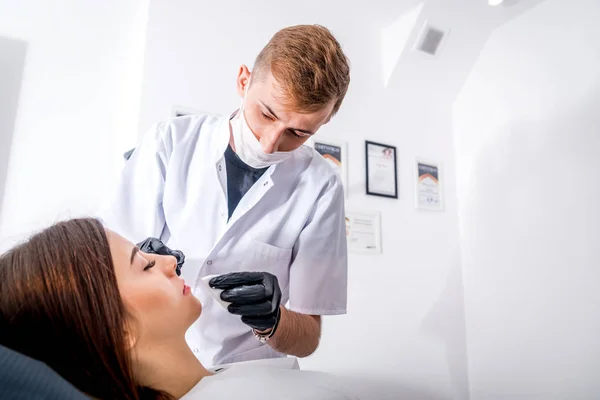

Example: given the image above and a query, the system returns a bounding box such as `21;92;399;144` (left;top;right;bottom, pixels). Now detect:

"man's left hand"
137;237;185;276
209;271;282;332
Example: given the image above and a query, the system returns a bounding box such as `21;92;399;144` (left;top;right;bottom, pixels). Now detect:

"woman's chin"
189;297;202;321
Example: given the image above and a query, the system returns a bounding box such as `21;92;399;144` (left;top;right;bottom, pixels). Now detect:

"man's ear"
236;64;252;98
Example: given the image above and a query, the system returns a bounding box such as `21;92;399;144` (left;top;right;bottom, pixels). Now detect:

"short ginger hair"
253;24;351;117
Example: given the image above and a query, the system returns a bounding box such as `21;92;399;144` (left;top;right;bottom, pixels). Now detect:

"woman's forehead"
105;230;134;272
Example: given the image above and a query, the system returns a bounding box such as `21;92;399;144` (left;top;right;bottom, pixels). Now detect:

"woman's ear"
123;322;138;350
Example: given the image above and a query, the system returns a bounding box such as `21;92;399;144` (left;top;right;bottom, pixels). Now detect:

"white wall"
454;0;600;398
0;37;27;222
0;0;149;250
139;1;474;398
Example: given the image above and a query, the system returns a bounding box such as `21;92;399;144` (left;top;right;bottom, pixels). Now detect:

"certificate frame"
345;210;382;255
365;140;398;199
313;138;348;198
414;157;444;211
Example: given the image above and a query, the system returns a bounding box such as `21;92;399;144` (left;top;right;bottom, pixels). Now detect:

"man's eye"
260;112;274;121
288;130;309;139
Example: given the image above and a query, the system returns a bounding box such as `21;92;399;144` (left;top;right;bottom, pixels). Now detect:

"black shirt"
224;144;269;220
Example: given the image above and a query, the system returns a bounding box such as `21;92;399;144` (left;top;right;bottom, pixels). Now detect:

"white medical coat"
99;114;348;367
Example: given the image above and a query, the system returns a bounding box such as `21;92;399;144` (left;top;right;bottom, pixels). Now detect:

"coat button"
206;260;213;266
218;165;222;171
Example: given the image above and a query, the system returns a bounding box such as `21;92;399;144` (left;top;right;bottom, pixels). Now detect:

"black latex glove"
209;272;282;332
136;237;185;276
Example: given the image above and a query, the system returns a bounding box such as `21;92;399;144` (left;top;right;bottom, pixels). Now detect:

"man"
100;24;351;368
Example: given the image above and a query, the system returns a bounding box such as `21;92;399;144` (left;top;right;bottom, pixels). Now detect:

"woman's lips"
183;283;191;295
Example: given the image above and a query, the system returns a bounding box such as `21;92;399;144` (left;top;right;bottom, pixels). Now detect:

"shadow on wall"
0;37;28;219
421;253;470;400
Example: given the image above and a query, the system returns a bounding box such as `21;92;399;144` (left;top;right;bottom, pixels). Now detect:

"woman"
0;218;356;399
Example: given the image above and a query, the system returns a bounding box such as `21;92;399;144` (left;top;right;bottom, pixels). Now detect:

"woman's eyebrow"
130;246;139;265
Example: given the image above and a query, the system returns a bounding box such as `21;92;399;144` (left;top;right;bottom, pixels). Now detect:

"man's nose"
260;128;285;154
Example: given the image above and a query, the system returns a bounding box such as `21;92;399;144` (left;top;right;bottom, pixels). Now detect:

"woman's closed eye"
144;260;156;271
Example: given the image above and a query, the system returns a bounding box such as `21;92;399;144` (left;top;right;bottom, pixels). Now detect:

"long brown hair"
0;218;174;400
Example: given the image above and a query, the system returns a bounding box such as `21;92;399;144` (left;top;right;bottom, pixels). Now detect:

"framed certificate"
313;139;348;198
345;210;382;254
414;157;444;211
365;141;398;199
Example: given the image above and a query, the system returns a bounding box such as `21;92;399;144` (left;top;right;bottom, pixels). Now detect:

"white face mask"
231;82;294;169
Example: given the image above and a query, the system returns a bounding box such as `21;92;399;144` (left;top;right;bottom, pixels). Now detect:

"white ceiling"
378;0;548;105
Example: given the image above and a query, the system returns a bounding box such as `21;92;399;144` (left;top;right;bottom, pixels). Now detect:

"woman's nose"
159;255;178;276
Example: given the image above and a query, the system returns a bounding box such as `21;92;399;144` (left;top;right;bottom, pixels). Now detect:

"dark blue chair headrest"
0;344;86;399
